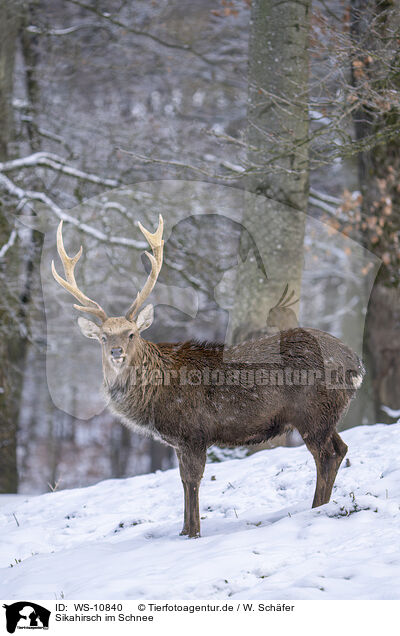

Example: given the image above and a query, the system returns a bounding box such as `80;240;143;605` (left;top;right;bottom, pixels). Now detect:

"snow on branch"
119;146;307;180
309;188;341;215
26;23;112;36
0;152;120;187
118;148;251;181
309;188;341;206
0;173;146;249
0;229;17;259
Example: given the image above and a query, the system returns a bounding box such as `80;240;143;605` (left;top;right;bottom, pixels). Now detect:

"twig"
0;229;17;259
47;478;62;492
26;23;112;36
65;0;214;65
0;173;146;249
0;152;120;187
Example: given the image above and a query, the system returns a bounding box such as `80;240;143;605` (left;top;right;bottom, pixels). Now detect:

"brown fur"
96;323;364;537
54;219;364;538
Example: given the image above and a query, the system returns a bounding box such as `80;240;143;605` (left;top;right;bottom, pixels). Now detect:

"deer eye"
101;335;107;343
129;333;135;340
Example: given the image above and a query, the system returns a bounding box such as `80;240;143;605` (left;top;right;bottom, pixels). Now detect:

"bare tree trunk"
351;0;400;423
230;0;310;342
20;0;41;152
225;0;310;452
0;0;22;492
0;1;18;159
18;0;64;482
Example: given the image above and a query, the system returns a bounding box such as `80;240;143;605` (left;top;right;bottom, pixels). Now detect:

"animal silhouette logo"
3;602;50;633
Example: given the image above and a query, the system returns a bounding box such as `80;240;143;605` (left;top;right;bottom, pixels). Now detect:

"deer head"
51;215;164;373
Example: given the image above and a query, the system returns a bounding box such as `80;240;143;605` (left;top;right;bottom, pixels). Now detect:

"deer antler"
125;214;164;321
272;283;299;310
51;220;108;322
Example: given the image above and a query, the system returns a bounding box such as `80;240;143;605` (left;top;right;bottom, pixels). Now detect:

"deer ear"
136;304;154;332
77;317;101;340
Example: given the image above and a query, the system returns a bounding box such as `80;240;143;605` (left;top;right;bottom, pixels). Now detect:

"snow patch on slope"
0;424;399;600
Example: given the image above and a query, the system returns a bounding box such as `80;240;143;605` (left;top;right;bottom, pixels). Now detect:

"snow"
0;152;119;187
381;405;400;418
1;423;400;600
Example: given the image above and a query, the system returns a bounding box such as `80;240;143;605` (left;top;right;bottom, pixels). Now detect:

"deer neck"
102;339;170;414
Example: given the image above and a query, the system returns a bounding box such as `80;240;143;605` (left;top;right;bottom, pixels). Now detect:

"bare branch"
309;187;342;214
118;147;251;181
205;129;252;151
0;229;17;259
20;117;74;154
309;195;338;215
26;22;112;36
65;0;214;65
309;188;341;206
118;146;310;182
0;152;120;187
0;173;146;249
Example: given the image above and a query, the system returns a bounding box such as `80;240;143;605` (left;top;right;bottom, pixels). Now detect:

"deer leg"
176;445;206;538
322;431;348;503
303;430;348;508
179;480;190;536
186;481;201;538
176;450;190;535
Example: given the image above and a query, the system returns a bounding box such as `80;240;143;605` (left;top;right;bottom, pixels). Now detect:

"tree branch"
0;228;17;259
0;152;120;187
26;22;112;36
117;147;245;181
0;173;146;249
65;0;214;65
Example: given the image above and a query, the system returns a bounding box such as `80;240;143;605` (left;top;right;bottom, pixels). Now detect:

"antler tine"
126;214;164;321
273;283;289;309
282;296;299;308
51;220;108;323
280;289;295;307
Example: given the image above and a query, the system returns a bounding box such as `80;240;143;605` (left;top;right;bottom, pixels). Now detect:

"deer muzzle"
110;347;125;364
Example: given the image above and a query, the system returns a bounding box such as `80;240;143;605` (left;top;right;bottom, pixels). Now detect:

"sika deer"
52;216;364;537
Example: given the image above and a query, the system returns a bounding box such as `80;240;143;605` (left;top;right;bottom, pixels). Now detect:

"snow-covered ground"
1;423;399;600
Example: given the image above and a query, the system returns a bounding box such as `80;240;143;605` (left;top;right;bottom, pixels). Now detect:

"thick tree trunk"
230;0;310;342
19;0;41;151
366;285;400;420
0;1;22;492
0;2;18;159
351;0;400;423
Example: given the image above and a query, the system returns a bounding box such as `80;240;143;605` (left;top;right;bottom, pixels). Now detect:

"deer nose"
111;347;123;358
